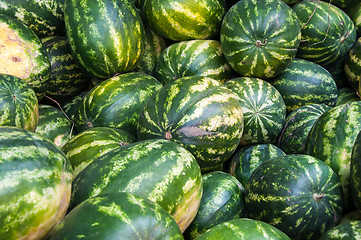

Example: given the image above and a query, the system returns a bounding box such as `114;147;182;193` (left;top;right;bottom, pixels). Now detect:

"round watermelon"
344;37;361;94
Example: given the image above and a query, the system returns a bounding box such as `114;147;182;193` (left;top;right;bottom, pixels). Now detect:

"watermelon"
0;126;73;240
225;77;286;145
0;0;65;37
351;130;361;211
139;0;227;41
64;0;145;78
137;76;244;172
0;74;39;131
195;218;291;240
0;13;51;98
184;171;246;239
35;104;72;148
228;143;286;187
336;88;360;106
220;0;301;79
292;0;356;67
339;210;361;224
345;2;361;37
41;36;90;102
344;37;361;93
61;91;88;123
70;139;202;232
74;72;162;135
48;192;183;240
245;154;343;240
319;221;361;240
62;126;136;178
277;103;332;154
271;58;338;113
305;101;361;208
155;40;236;84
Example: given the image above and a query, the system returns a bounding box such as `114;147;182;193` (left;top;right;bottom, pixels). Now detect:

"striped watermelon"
137;76;244;172
336;88;360;106
271;58;338;113
245;154;343;240
0;126;73;240
0;0;65;37
48;192;183;240
220;0;301;79
319;221;361;240
225;77;286;145
305;101;361;209
139;0;227;41
41;36;90;102
0;13;51;98
74;72;162;135
351;130;361;211
346;2;361;37
228;143;286;187
195;218;291;240
64;0;145;78
292;0;356;67
61;126;136;178
0;74;39;131
344;37;361;93
70;139;202;232
324;57;348;88
184;171;246;239
61;91;88;123
35;105;72;148
277;103;332;154
155;40;236;84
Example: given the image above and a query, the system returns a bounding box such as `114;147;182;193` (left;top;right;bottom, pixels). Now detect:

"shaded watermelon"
319;221;361;240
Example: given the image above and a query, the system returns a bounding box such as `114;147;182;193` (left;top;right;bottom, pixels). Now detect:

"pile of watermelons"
1;0;361;239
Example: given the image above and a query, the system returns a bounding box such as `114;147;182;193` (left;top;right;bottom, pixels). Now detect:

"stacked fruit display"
1;0;361;239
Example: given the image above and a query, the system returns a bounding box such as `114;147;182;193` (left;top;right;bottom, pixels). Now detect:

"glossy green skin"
344;37;361;93
0;74;39;131
156;40;236;84
305;101;361;209
0;13;51;99
245;155;343;240
277;103;331;154
64;0;145;78
49;192;184;240
351;130;361;211
184;171;246;239
195;218;291;240
35;105;72;148
74;72;162;136
41;36;90;102
0;126;73;240
70;139;202;232
140;0;227;41
319;221;361;240
62;126;136;178
0;0;65;37
225;77;286;145
271;58;338;113
137;76;244;172
336;88;360;106
228;144;286;186
220;0;301;79
293;0;356;67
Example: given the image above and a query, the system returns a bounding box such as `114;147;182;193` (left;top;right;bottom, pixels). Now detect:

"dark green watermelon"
351;130;361;211
344;37;361;94
336;88;360;106
319;221;361;240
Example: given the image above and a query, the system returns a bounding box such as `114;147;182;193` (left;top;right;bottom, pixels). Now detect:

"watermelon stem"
164;131;172;140
255;40;267;47
312;193;325;201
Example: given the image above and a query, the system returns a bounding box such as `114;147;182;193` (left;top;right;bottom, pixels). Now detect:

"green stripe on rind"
277;103;331;154
305;101;361;209
140;0;227;41
225;77;286;145
0;126;73;240
195;218;291;240
185;171;246;239
336;88;360;106
0;14;51;99
319;221;361;239
0;0;65;37
155;40;236;84
292;1;356;67
351;130;361;211
271;58;338;113
61;91;87;122
245;155;343;240
35;105;72;148
228;144;286;186
70;139;202;232
41;36;90;102
220;0;301;79
344;37;361;92
74;72;162;135
61;126;136;178
137;76;244;172
0;74;39;131
48;192;184;240
64;0;145;78
345;3;361;38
